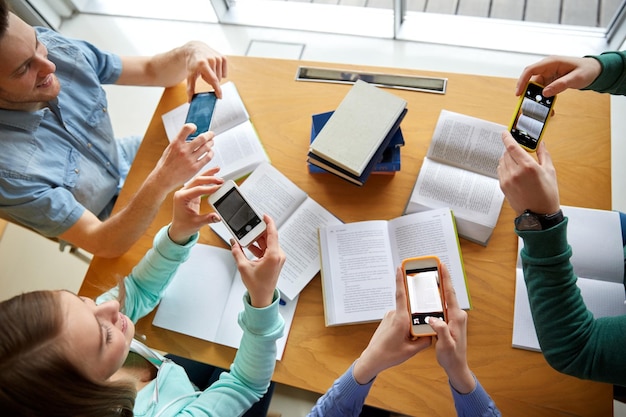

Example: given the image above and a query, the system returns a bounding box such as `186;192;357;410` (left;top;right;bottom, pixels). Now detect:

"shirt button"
87;143;92;148
74;169;79;174
106;162;110;166
102;107;107;112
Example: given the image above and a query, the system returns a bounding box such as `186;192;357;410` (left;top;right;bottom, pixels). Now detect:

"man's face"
0;13;60;111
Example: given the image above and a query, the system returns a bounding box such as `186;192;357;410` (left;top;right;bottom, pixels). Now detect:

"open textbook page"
211;162;342;300
405;110;505;245
152;243;298;360
319;208;468;326
513;205;626;351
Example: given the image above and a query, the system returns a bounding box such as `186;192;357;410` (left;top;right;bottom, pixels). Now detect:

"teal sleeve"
584;51;626;95
518;219;626;385
182;290;285;416
95;225;198;322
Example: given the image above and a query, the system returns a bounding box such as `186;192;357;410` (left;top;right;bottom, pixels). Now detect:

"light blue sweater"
97;226;285;417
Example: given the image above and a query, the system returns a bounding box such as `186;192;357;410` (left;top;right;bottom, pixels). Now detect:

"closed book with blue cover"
308;80;408;176
307;108;407;186
308;111;403;174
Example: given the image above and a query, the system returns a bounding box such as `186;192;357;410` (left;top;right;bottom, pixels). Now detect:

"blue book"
307;110;404;181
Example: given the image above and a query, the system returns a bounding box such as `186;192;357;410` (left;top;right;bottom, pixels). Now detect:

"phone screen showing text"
213;188;262;240
185;92;217;141
510;84;553;149
406;266;444;326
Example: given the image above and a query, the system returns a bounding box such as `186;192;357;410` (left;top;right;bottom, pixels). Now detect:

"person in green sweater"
515;51;626;97
497;126;626;386
516;50;626;245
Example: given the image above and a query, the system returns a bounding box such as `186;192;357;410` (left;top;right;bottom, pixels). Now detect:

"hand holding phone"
208;180;267;247
402;255;446;339
508;81;556;152
185;91;217;141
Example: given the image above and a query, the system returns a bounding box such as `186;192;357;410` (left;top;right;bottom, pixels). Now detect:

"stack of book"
307;80;408;186
308;111;404;176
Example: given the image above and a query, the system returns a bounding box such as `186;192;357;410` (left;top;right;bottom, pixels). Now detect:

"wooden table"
79;56;612;417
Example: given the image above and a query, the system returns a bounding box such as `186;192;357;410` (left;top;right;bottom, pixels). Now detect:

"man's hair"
0;0;9;39
0;290;136;416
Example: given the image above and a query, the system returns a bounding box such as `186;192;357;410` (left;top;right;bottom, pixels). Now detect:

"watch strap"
537;209;564;229
515;209;564;231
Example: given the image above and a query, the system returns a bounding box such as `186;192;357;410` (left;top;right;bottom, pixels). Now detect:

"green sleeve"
584;51;626;95
518;219;626;385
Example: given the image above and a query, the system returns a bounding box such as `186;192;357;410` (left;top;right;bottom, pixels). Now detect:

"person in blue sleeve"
0;171;287;417
0;1;228;258
307;263;501;417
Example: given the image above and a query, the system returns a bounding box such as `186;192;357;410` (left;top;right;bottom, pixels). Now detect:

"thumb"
177;123;197;143
186;75;197;102
535;140;553;168
429;317;451;344
229;238;247;266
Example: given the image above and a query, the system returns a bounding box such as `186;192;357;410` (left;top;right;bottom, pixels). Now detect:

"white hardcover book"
309;80;407;176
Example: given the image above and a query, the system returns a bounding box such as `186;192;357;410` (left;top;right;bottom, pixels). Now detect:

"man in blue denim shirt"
0;3;226;257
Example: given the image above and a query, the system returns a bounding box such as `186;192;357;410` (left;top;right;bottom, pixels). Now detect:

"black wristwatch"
514;209;564;231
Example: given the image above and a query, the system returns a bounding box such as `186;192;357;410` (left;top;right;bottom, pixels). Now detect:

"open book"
211;162;342;300
405;110;506;246
152;243;298;360
318;208;469;326
513;205;626;351
161;81;269;181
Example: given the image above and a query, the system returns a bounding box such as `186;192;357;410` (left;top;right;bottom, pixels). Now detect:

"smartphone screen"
185;92;217;141
212;186;264;242
406;265;444;330
509;82;555;151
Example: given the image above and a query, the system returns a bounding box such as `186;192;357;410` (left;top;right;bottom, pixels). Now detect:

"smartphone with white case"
209;180;266;247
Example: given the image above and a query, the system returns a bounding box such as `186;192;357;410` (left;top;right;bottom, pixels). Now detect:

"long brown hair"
0;0;8;39
0;291;136;416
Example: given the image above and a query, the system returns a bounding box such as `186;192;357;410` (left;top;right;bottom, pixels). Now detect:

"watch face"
515;212;543;231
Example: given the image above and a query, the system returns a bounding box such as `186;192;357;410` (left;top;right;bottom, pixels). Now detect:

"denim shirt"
0;27;123;237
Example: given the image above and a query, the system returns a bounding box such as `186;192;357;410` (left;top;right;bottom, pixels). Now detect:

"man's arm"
59;127;221;258
116;41;228;99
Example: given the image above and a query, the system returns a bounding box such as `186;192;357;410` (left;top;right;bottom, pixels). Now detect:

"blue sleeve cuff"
307;362;374;417
450;376;501;416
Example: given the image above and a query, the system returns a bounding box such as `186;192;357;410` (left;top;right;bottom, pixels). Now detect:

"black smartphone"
185;91;217;141
508;81;556;152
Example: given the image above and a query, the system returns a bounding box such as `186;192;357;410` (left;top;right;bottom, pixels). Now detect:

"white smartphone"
208;180;267;247
402;256;446;339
